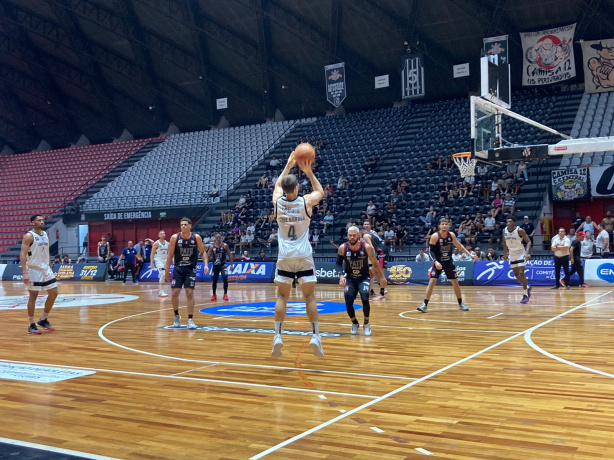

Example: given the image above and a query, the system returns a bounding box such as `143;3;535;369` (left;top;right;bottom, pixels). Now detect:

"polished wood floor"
1;280;614;459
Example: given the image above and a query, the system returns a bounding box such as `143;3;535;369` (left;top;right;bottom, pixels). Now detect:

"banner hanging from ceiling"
401;53;425;100
581;39;614;93
520;23;576;86
324;62;347;107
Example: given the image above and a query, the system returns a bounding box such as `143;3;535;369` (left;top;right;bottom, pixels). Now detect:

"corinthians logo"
0;294;138;310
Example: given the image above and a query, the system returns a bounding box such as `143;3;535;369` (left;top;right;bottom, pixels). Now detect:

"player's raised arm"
272;151;296;204
298;162;324;209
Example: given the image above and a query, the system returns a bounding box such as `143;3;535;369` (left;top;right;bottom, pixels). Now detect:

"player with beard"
337;226;387;336
207;233;234;301
502;217;532;303
361;221;387;300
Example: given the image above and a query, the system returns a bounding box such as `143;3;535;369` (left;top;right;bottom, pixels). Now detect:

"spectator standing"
415;249;431;262
120;241;138;284
569;232;588;287
520;216;535;244
578;215;597;236
595;223;610;256
98;235;110;262
581;231;595;258
601;210;614;250
572;211;584;231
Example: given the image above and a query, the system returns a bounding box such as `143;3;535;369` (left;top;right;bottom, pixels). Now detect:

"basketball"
294;143;316;165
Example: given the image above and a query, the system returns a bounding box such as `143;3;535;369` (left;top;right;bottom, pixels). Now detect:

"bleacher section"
0;139;163;253
83;121;298;212
563;92;614;167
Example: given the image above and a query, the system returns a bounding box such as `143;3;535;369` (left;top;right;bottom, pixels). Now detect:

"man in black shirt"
569;232;588;288
520;216;536;244
572;212;584;231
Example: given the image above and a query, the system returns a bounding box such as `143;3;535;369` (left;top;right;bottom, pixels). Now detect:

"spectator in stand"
62;254;71;264
107;233;114;252
395;224;408;252
54;255;61;265
245;192;254;210
506;161;518;178
236;207;247;223
572;211;584;231
420;206;437;228
321;210;334;234
415;249;431;262
366;201;377;226
449;181;459;199
268;228;278;251
235;194;247;211
221;208;233;226
108;252;119;280
502;173;514;194
487;247;498;260
602;210;614;250
256;250;267;261
484;211;496;233
235;231;247;254
489;222;503;248
491;175;503;196
202;232;212;249
310;229;320;250
240;251;251;261
324;183;334;198
516;160;528;181
337;174;348;190
443;154;453;171
458;180;468;198
464;222;478;246
245;230;254;250
209;183;220;199
269;173;279;188
345;217;356;232
596;223;610;257
366;154;377;173
578;215;597;237
426;153;442;173
569;228;577;244
257;173;269;189
474;247;486;261
521;216;535;244
502;194;516;216
474;212;485;232
479;176;491;201
384;226;395;251
76;253;88;264
491;193;503;218
268;155;280;173
452;248;464;262
464;174;476;195
581;230;595;258
133;239;143;257
398;177;409;194
476;163;489;180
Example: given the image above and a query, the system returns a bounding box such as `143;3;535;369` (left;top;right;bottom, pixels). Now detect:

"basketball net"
452;152;477;177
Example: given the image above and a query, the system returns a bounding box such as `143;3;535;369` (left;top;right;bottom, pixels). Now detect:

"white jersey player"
503;217;532;304
271;145;325;358
151;230;169;297
20;214;59;335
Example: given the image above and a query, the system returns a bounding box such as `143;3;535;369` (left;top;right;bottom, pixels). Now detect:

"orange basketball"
294;143;315;165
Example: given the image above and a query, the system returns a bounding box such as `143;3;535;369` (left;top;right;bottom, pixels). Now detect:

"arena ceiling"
0;0;612;152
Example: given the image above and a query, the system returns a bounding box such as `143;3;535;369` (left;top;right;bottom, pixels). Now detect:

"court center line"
170;363;218;376
248;291;611;459
0;358;376;399
0;436;120;460
97;308;416;381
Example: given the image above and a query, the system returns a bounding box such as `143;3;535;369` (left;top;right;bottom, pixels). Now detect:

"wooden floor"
1;280;614;459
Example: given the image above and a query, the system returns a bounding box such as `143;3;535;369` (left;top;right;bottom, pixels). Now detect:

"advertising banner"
0;264;5;280
138;262;275;283
551;167;589;201
385;262;473;286
314;262;344;284
585;259;614;286
2;264;25;282
590;165;614;197
325;63;346;107
521;24;576;86
52;263;108;281
581;39;614;93
473;259;583;286
401;53;425;100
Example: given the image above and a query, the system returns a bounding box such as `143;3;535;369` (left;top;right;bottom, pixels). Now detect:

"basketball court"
1;280;614;459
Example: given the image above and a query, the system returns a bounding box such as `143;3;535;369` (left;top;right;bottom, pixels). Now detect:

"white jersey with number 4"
154;240;168;263
276;196;312;259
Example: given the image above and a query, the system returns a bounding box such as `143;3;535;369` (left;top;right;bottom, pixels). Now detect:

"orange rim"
452;151;472;158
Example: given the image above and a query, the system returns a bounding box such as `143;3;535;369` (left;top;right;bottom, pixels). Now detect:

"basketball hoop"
452;152;477;177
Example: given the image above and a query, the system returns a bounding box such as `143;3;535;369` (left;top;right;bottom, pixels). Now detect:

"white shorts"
154;259;166;281
275;256;317;285
28;265;58;292
508;251;526;268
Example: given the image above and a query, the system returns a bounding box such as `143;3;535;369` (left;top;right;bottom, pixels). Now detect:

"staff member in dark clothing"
165;218;208;329
569;231;588;288
119;241;138;284
417;218;477;313
337;226;386;336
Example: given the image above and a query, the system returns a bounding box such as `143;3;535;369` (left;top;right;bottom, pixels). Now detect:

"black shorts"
344;277;370;300
429;261;457;280
212;264;228;279
172;265;196;289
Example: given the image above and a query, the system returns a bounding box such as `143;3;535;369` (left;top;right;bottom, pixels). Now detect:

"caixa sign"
597;263;614;283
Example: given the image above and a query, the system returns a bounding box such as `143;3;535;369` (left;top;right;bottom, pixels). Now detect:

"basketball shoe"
223;294;229;301
459;303;469;311
211;294;217;301
364;324;372;336
417;303;428;313
28;324;41;335
37;319;54;331
351;323;359;335
187;318;197;329
309;334;324;357
173;315;181;328
271;334;283;357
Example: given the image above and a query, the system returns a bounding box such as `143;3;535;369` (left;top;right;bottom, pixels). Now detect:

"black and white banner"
521;24;576;86
590;165;614;197
581;39;614;93
401;53;425;100
551;167;589;201
325;62;346;107
484;35;509;64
